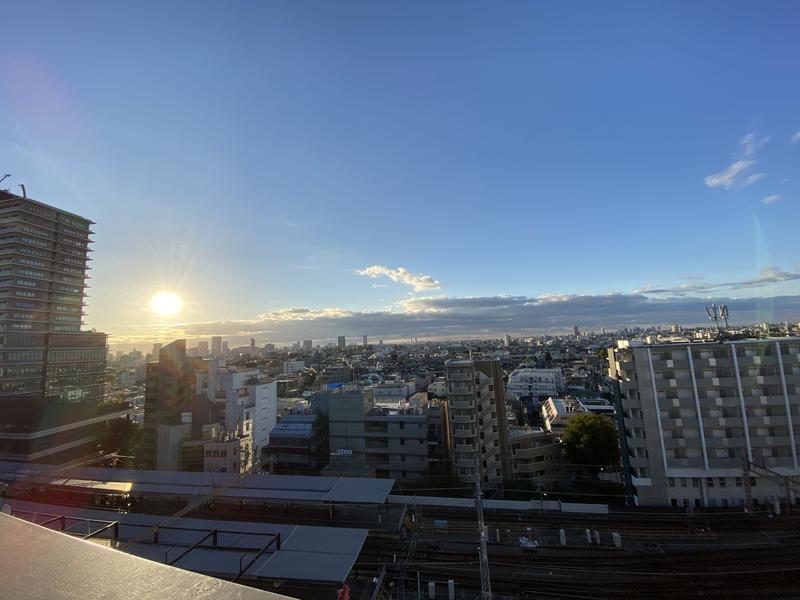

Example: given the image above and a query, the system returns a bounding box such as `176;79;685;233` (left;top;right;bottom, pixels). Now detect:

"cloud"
791;131;800;143
741;133;769;157
704;159;755;189
705;132;769;190
632;266;800;296
741;172;766;188
357;265;441;291
761;194;782;205
107;291;800;350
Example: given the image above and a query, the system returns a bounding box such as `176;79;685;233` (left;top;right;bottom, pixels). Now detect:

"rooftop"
0;511;295;599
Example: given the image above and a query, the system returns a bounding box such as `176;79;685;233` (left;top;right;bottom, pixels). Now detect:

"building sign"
330;449;353;456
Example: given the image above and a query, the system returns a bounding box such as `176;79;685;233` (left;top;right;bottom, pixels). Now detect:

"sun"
149;291;183;318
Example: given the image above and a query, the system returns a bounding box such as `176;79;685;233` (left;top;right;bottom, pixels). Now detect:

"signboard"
330;449;353;456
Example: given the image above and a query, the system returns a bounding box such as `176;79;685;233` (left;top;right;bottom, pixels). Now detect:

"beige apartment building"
444;358;511;488
609;337;800;507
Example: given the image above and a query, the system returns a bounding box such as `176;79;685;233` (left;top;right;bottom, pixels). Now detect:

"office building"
573;325;580;338
444;358;511;488
503;334;512;347
142;340;210;469
263;412;328;474
362;335;368;347
337;336;346;349
197;340;208;356
506;367;566;400
211;336;222;356
312;386;429;480
609;338;800;507
302;339;312;351
0;191;112;463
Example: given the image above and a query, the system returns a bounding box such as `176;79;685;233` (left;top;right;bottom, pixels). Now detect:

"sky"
1;1;799;350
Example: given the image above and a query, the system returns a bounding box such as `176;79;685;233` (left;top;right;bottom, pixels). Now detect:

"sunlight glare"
149;291;183;318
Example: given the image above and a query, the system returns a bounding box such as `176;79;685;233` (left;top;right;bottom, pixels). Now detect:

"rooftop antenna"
18;184;26;198
705;303;729;334
0;174;10;185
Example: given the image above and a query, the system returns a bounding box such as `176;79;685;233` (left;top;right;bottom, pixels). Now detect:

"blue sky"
1;1;799;348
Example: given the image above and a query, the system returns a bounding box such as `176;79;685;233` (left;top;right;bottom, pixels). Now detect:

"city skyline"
1;1;799;350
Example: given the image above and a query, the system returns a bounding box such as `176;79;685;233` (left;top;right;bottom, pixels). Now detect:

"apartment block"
506;367;565;400
444;358;511;488
508;425;564;488
609;338;800;507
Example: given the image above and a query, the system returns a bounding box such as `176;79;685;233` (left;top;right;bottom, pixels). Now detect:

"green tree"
562;413;619;477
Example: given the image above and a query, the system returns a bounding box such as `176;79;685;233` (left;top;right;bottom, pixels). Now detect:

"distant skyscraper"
151;343;162;357
0;191;110;463
222;341;229;355
197;340;209;355
211;336;222;355
337;336;346;349
250;337;256;354
362;335;368;347
503;334;511;347
303;339;312;350
573;325;580;338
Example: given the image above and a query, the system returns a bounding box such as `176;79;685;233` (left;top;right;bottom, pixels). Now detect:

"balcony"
450;399;474;410
453;414;475;424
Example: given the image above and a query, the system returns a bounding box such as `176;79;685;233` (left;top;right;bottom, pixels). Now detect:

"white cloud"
357;265;441;292
705;133;771;190
704;159;755;189
791;131;800;143
741;133;769;157
741;172;766;188
761;194;783;205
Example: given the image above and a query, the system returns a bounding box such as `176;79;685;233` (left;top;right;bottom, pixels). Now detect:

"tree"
561;413;619;478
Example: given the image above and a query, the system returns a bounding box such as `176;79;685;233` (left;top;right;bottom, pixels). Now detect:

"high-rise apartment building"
0;191;112;463
609;338;800;507
444;358;511;488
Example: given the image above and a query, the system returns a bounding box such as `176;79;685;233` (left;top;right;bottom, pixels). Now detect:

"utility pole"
475;455;492;599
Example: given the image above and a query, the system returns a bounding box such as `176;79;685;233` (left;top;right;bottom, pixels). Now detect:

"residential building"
0;191;112;463
506;367;566;400
444;358;511;488
143;339;274;473
428;378;447;397
508;425;564;487
372;380;415;405
609;338;800;507
540;397;585;438
202;362;277;458
283;359;305;374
